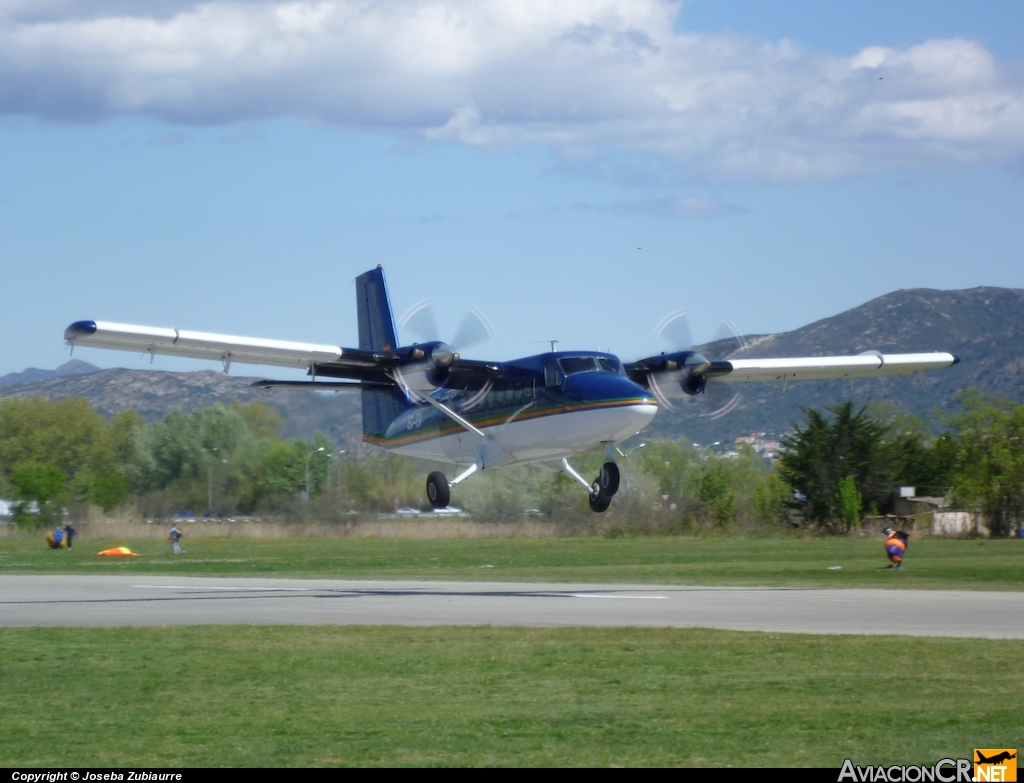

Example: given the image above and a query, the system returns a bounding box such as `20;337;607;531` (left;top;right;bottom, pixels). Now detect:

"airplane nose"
624;401;658;427
563;373;658;412
562;373;658;442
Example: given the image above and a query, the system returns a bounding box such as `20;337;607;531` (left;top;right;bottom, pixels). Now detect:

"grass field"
1;535;1021;589
1;625;1020;767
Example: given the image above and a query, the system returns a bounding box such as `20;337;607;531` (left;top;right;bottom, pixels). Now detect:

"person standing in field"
169;524;183;555
883;526;909;569
64;522;75;548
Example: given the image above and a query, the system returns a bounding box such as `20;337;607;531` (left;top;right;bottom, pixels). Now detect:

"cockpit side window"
598;357;623;374
558;357;598;375
544;362;564;387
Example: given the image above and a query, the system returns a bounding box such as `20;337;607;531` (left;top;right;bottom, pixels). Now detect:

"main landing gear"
427;459;482;510
588;461;620;513
427;455;622;514
426;471;450;509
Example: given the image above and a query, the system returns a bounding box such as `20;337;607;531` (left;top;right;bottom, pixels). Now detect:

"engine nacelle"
393;341;459;393
681;372;707;396
644;350;710;399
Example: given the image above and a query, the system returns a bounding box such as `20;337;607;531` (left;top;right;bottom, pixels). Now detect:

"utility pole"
305;447;327;503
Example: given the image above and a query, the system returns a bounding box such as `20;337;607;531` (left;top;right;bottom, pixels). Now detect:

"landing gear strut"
426;471;450;509
588;461;620;513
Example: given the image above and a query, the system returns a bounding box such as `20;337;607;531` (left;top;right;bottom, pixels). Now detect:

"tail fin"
355;266;408;441
355;265;398;352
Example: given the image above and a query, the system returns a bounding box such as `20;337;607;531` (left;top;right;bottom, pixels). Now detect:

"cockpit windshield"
558;356;623;376
558;356;598;375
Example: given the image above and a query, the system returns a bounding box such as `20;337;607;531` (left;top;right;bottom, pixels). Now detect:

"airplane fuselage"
367;350;658;467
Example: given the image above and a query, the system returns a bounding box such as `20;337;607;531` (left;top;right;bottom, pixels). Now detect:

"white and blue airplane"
65;266;959;512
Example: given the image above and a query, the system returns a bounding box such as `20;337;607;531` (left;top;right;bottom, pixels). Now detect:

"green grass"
2;536;1021;589
1;626;1019;767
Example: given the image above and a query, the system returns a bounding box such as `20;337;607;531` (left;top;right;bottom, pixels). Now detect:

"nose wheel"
588;461;620;513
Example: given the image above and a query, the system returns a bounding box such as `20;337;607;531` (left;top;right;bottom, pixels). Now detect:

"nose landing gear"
544;455;627;513
588;461;620;513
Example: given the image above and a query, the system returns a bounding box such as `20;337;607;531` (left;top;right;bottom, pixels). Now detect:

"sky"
1;0;1023;379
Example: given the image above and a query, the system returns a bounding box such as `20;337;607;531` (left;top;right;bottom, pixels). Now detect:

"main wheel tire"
426;471;450;509
589;492;612;513
599;461;620;496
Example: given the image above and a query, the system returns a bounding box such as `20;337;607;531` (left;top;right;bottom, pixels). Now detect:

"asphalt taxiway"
1;575;1021;637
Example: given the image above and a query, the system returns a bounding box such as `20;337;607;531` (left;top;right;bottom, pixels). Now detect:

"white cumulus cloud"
1;0;1022;180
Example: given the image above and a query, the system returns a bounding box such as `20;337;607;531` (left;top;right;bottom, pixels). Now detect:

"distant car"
395;507;422;516
430;506;464;516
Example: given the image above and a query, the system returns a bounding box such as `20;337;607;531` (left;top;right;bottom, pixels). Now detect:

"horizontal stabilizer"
251;379;393;391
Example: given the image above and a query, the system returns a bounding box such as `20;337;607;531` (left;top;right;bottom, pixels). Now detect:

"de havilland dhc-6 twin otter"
64;266;960;513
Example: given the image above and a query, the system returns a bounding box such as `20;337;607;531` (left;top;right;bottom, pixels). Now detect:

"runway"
2;575;1022;637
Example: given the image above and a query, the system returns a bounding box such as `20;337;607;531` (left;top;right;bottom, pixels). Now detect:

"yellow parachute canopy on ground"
97;546;138;557
46;531;67;549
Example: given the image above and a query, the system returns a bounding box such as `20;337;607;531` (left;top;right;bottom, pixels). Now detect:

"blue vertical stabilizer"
355;267;408;439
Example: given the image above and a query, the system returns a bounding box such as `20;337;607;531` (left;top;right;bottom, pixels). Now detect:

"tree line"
778;392;1023;537
0;391;1021;536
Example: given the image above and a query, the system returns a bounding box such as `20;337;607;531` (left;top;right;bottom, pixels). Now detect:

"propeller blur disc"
398;300;495;352
652;306;749;420
398;300;440;344
654;308;693;350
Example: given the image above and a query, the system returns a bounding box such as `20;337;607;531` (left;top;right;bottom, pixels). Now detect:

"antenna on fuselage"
533;339;559;352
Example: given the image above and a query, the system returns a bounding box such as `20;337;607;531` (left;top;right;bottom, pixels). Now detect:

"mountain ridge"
0;359;100;387
2;286;1021;448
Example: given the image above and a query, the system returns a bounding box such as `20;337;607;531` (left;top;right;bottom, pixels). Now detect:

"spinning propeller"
399;300;495;356
650;309;748;419
392;300;496;400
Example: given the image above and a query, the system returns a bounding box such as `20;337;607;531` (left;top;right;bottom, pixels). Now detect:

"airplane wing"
63;320;504;390
711;352;959;383
64;320;345;370
625;349;959;401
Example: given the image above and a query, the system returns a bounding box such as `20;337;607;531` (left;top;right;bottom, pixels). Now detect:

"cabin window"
558;356;598;375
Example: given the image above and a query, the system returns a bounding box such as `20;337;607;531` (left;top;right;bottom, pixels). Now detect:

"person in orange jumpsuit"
883;526;909;569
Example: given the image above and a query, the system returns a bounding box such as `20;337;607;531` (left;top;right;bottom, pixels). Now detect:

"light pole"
204;447;218;515
306;447;327;502
326;450;345;492
615;441;647;458
204;447;228;516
